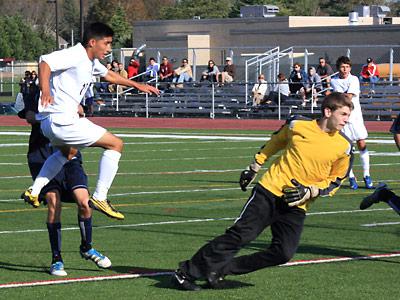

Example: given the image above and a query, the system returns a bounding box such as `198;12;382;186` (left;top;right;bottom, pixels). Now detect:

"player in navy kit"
19;95;111;276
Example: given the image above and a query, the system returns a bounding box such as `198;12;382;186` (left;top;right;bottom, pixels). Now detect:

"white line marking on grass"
0;208;393;234
361;221;400;227
111;187;239;197
0;131;395;144
1;252;399;289
0;272;172;289
0;217;235;234
281;252;400;267
0;143;27;147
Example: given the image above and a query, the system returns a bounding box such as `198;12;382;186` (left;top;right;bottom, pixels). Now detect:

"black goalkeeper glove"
239;162;261;191
282;179;320;207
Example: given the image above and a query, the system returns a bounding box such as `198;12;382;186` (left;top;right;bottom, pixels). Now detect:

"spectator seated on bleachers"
145;57;160;81
360;57;379;91
159;56;174;83
172;58;193;88
200;60;219;83
251;74;268;106
263;73;290;106
127;58;140;79
316;57;334;89
289;62;307;95
299;67;322;107
217;57;236;85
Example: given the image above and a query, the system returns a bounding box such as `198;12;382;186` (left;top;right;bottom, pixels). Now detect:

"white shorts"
41;116;107;149
342;119;368;142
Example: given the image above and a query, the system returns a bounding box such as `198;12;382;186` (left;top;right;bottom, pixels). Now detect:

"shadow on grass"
0;260;99;273
152;275;254;290
111;266;254;290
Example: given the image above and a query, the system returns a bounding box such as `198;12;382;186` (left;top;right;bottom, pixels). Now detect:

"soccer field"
0;126;399;299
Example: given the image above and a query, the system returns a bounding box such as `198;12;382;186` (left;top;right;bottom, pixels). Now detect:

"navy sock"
78;216;92;252
47;222;62;263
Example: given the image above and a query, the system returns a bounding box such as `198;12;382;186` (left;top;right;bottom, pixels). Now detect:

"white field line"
361;221;400;227
0;131;395;143
1;251;399;289
0;208;394;235
1;177;400;201
2;157;400;167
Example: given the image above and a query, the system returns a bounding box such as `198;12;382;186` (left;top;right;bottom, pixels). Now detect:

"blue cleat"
363;176;374;189
50;261;67;276
349;177;358;190
80;247;112;269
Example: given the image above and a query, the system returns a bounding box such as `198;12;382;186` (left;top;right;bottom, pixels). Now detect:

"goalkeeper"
172;92;354;291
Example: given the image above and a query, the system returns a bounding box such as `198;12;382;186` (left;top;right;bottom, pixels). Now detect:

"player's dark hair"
336;56;352;69
321;92;353;116
82;22;114;47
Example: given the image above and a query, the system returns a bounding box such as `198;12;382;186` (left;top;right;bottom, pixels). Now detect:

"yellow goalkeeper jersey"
255;118;353;211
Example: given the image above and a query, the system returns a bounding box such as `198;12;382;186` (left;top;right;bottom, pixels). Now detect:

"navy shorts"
390;114;400;134
27;144;88;203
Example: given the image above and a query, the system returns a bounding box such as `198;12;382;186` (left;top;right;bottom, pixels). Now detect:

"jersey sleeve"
39;47;79;72
319;146;353;197
346;76;360;96
254;122;291;165
93;59;108;77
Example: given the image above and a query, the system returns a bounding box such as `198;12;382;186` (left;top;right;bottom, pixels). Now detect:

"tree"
159;0;233;20
60;0;80;45
109;5;132;49
86;0;116;25
0;15;54;60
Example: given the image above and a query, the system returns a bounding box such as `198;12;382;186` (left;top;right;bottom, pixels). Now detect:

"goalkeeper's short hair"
321;92;353;116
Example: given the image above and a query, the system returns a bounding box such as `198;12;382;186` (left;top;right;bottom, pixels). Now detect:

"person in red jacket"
127;58;140;79
359;57;379;90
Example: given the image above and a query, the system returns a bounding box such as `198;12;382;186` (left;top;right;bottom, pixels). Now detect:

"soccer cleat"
171;269;201;291
89;196;124;220
80;247;112;269
21;188;40;208
363;176;374;189
360;183;393;210
49;261;67;276
349;177;358;190
206;271;226;289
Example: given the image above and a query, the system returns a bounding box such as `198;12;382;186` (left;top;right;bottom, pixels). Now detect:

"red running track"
0;115;392;132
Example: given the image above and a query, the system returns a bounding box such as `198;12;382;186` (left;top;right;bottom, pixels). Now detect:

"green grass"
0;126;399;299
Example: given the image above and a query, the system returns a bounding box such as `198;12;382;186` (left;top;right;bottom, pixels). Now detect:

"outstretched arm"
104;70;160;95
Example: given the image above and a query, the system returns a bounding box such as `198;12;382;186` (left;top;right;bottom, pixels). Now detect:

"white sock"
360;149;370;177
31;151;68;196
348;169;355;179
93;150;121;201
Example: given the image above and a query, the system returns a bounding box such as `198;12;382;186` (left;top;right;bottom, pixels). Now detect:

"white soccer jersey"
330;74;362;122
331;73;368;141
37;43;108;125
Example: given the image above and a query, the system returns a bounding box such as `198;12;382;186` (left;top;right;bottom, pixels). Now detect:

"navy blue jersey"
27;135;88;203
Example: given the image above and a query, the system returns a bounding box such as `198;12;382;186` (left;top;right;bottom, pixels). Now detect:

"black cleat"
360;183;394;210
206;271;226;289
171;269;201;291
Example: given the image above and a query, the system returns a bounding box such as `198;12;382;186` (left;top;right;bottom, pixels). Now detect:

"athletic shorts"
390;114;400;134
41;116;106;149
27;144;88;203
342;119;368;142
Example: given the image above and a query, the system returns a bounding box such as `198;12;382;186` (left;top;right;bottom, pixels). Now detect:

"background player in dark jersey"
360;114;400;214
171;93;353;291
19;99;111;276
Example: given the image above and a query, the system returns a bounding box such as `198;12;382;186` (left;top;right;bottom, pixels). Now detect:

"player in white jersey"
22;22;159;220
329;56;373;190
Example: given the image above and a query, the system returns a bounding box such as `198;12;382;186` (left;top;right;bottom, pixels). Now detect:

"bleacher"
93;80;400;121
